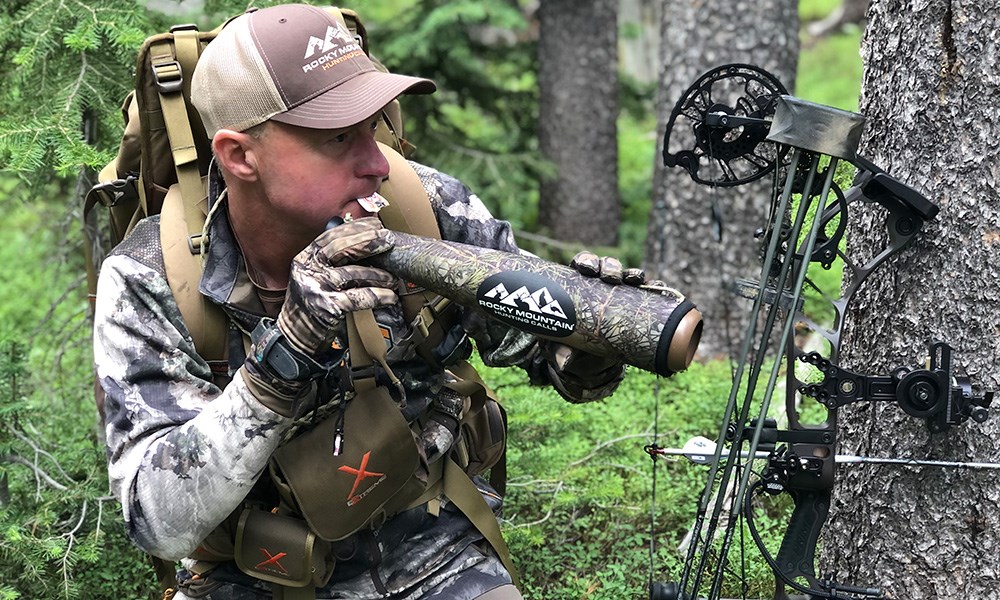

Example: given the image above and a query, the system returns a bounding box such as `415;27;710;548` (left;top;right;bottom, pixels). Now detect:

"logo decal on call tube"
476;271;576;337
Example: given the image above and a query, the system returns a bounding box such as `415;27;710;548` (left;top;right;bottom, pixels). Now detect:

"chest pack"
84;7;516;598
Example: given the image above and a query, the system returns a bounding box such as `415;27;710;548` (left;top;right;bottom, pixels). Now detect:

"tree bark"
825;2;1000;598
537;0;620;246
645;0;799;359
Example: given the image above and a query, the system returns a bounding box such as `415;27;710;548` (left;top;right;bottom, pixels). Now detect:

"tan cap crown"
191;3;435;138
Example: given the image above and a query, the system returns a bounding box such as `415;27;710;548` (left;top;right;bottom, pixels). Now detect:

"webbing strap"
271;584;315;600
375;142;439;238
448;360;508;495
375;143;458;362
161;184;227;362
345;310;401;394
443;458;520;589
150;34;207;253
322;6;349;29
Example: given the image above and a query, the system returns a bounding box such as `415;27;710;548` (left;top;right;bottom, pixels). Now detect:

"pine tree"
0;1;151;180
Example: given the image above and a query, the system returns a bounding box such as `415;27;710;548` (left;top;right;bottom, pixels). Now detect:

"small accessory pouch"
272;386;421;541
234;508;334;588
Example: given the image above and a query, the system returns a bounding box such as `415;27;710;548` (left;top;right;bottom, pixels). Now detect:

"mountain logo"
304;23;355;59
477;271;576;337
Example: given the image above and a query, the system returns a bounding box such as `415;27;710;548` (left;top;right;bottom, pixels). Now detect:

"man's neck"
225;187;308;290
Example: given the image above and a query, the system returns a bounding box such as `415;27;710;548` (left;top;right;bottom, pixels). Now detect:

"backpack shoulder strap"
373;144;509;489
147;28;211;253
375;143;464;367
160;182;228;364
376;142;440;238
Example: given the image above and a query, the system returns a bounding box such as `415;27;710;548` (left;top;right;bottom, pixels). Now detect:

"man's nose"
358;136;390;179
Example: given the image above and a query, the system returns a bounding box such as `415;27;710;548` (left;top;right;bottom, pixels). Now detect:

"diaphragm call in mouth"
358;192;389;214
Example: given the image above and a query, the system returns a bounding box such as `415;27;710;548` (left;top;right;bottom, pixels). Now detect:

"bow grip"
774;488;830;586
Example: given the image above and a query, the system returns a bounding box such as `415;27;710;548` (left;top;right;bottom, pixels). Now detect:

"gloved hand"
542;251;646;403
277;217;399;358
244;217;399;414
568;251;646;286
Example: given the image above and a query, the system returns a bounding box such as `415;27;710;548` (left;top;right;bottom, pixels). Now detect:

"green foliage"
0;185;154;600
617;112;657;267
0;1;149;178
797;29;864;111
800;0;844;22
368;0;543;231
474;357;791;598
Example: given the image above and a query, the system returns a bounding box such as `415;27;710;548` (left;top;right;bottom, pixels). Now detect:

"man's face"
249;115;390;239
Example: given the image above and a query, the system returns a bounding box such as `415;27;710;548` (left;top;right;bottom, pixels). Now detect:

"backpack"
84;7;515;596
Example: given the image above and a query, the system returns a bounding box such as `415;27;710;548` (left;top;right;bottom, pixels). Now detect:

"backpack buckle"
152;60;184;94
91;174;139;207
187;233;208;254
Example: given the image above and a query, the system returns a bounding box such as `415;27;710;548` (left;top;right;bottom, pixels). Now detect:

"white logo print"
303;23;355;59
482;283;569;319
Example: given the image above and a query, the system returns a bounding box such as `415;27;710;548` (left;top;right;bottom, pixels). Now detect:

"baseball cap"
191;3;436;138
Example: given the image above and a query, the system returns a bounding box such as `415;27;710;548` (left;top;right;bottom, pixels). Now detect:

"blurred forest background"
0;0;868;598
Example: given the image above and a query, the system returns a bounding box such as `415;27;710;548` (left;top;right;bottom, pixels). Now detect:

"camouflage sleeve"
94;252;293;560
409;163;624;402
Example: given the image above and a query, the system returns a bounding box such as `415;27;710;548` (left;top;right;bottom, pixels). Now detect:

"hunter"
94;4;631;599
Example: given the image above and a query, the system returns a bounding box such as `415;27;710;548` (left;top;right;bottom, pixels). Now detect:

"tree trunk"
537;0;620;246
619;0;662;85
645;0;799;359
825;3;1000;598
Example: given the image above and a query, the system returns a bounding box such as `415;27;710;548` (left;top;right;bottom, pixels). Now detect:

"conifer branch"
0;454;70;492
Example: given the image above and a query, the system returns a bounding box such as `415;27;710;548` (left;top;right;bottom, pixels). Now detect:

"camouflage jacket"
94;162;611;598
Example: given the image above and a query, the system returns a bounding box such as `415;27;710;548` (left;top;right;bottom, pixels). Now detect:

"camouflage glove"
277;217;399;358
542;251;645;403
569;251;645;286
246;218;399;399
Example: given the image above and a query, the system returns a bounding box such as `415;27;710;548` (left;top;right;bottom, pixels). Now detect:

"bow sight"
800;341;994;433
648;64;994;600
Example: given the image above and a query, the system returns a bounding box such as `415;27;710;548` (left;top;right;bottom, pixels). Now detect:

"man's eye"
333;133;349;143
369;119;379;131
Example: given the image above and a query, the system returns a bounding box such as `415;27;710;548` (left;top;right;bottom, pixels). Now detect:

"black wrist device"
250;318;340;382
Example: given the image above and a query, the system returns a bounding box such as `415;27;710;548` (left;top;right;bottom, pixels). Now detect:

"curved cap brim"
269;70;435;130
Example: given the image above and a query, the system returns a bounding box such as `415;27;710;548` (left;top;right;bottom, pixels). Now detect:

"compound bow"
645;64;994;600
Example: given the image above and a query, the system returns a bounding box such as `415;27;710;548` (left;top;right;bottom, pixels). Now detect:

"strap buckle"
187;233;208;255
152;60;184;94
90;174;139;207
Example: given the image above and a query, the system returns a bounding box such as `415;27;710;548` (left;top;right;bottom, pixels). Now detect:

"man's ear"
212;130;258;182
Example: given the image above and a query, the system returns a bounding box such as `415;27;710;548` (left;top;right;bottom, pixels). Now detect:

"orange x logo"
255;548;288;574
338;450;384;500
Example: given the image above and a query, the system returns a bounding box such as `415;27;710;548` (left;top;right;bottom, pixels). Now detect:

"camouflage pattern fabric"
94;161;615;599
